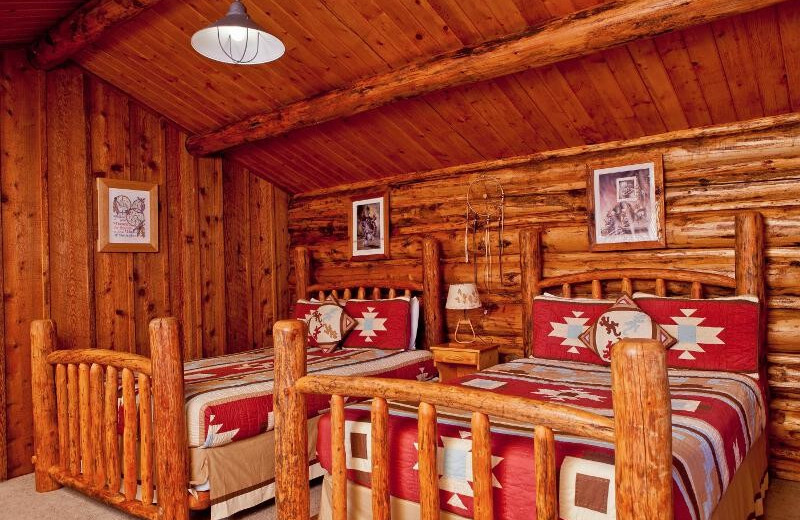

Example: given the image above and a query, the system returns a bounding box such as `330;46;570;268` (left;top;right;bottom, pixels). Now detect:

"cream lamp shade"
446;283;481;310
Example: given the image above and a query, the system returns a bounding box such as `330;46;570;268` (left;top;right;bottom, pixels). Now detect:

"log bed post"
274;319;310;520
422;237;444;348
31;319;61;492
294;246;312;301
735;212;765;302
520;229;542;357
611;339;673;519
149;318;189;520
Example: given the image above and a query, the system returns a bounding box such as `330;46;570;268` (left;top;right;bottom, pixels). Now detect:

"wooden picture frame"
586;155;666;251
97;178;159;253
348;192;389;261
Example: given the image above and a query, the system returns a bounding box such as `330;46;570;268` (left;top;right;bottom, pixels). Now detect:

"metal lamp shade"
191;1;285;65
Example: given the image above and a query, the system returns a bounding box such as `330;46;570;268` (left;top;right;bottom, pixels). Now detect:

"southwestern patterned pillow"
633;293;761;375
343;298;412;350
293;297;356;353
532;294;613;365
579;294;676;363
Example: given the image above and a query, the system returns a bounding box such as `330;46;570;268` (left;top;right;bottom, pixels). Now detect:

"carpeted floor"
0;473;797;519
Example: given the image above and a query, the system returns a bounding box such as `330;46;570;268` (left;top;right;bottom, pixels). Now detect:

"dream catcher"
465;174;506;290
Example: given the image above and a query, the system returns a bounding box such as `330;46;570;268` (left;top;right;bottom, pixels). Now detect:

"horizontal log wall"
289;117;800;480
0;50;287;479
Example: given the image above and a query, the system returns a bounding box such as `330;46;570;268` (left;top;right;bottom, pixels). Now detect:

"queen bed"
273;212;768;520
30;237;445;519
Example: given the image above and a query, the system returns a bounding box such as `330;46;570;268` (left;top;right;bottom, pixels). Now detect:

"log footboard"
273;319;674;520
31;318;189;520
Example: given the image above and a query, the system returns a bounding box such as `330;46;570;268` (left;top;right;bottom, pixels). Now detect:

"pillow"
409;297;420;349
294;297;356;353
579;294;676;363
343;298;412;350
532;294;614;365
633;293;761;374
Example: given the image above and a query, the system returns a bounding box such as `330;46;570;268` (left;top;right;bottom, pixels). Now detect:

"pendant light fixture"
191;1;285;65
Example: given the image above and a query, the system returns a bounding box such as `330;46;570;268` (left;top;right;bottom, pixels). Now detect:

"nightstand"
430;342;499;383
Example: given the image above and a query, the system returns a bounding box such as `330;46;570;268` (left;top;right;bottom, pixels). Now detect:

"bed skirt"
319;433;768;520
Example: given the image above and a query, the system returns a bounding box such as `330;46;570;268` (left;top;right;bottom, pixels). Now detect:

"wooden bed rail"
31;318;189;520
274;319;673;520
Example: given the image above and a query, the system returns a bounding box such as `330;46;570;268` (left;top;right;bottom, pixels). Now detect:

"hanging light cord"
217;27;262;64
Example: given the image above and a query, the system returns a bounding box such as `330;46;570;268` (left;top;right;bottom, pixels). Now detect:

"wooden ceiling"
0;1;85;46
32;1;800;192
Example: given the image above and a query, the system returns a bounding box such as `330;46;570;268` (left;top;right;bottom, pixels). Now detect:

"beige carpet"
0;474;797;519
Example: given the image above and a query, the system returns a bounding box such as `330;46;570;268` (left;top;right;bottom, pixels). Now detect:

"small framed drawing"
586;155;666;251
97;178;159;253
349;192;389;260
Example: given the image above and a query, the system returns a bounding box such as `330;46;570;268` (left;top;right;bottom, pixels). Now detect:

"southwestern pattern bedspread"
183;347;435;448
316;358;765;520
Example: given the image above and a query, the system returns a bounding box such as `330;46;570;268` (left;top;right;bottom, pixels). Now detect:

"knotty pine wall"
289;117;800;480
0;50;288;479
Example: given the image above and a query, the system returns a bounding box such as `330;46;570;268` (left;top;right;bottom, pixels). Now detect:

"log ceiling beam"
29;0;165;70
186;0;786;157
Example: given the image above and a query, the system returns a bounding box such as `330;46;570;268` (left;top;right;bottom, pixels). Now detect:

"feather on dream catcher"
465;174;507;290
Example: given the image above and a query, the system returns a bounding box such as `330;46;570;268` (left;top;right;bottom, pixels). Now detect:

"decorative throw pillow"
532;294;615;365
579;294;676;363
342;298;412;350
633;293;761;375
294;297;356;353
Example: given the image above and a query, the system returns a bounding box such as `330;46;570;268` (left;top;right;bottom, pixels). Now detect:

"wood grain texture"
30;320;60;491
29;0;165;70
186;0;786;156
198;157;226;358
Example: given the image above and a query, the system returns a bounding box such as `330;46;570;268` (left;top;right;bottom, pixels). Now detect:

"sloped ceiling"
39;1;800;192
0;1;85;46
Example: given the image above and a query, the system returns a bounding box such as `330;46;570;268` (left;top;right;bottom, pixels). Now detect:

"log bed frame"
273;212;765;520
29;237;445;519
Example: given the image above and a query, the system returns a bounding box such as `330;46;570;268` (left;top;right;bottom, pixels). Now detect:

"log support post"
149;318;189;520
274;319;310;520
520;229;542;357
31;319;61;492
734;211;767;378
611;339;673;520
294;246;311;302
422;237;444;348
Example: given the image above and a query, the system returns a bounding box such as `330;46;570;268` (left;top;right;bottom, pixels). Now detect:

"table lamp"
445;283;482;343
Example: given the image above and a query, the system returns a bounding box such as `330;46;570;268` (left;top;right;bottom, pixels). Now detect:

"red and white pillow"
578;294;676;363
532;294;614;365
634;293;761;374
293;297;356;353
343;298;413;350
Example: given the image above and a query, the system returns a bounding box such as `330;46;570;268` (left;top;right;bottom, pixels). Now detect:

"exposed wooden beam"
186;0;786;156
29;0;164;70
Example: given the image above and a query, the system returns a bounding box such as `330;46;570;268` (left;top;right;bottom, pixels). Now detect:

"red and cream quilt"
183;347;435;448
316;357;765;520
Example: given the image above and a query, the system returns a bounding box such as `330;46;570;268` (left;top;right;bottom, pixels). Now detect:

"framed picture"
586;155;666;251
97;178;159;253
349;192;389;260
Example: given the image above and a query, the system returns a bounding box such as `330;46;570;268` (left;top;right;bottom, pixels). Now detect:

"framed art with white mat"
96;178;159;252
349;192;389;261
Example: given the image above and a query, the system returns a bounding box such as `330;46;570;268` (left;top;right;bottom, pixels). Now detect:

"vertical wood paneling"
130;105;170;357
223;161;254;352
198;157;226;358
46;66;95;352
0;50;47;478
272;186;291;322
251;176;276;349
88;76;134;352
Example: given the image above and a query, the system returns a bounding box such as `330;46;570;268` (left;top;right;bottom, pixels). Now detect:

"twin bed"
30;212;768;520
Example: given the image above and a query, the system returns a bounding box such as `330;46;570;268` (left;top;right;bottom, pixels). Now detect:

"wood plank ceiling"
65;0;800;193
0;1;85;46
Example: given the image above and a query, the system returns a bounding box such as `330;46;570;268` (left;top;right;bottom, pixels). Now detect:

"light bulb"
231;26;247;42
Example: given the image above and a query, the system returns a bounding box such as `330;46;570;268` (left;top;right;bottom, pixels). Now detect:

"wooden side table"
430;342;499;383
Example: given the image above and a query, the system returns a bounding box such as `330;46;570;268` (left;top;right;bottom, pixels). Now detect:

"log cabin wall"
289;116;800;480
0;50;288;479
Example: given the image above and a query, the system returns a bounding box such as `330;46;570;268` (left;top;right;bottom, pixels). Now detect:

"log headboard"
520;212;766;358
292;237;444;349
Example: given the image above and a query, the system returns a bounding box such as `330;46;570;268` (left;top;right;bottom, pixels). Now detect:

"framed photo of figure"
349;192;389;261
586;155;666;251
97;178;159;253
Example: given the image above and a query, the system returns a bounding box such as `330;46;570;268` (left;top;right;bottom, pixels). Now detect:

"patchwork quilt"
316;358;765;520
182;347;435;448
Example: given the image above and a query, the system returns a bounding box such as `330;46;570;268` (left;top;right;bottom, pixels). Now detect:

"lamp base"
454;318;478;344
